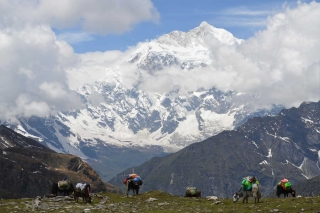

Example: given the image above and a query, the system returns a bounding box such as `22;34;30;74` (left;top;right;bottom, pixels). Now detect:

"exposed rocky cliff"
0;125;121;199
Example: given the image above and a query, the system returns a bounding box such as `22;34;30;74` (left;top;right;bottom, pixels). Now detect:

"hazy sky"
0;0;319;120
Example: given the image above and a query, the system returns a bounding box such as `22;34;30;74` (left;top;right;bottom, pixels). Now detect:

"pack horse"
74;182;91;203
51;180;74;196
123;174;143;196
233;183;262;203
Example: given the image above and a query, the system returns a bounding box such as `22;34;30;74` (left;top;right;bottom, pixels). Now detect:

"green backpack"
284;182;291;188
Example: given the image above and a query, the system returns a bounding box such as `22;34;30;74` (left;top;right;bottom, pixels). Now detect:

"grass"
1;190;320;213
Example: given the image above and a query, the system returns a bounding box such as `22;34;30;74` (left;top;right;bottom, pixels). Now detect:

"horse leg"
242;194;246;203
243;197;247;203
126;183;129;197
255;197;259;203
74;192;78;203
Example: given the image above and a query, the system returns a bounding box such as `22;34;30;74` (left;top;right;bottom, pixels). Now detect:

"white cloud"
0;0;159;120
0;24;83;120
14;95;51;118
57;32;94;44
208;1;320;108
221;7;273;16
66;50;127;89
0;0;160;34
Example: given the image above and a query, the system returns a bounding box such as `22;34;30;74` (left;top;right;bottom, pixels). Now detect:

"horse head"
233;192;240;203
251;176;257;183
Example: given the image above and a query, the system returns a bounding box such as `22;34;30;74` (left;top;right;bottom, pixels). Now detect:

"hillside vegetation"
1;190;320;213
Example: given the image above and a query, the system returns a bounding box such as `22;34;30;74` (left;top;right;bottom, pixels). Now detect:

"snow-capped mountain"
1;22;282;181
129;21;243;72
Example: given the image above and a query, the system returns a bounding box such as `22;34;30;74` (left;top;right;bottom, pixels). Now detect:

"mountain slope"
109;101;320;197
0;125;121;199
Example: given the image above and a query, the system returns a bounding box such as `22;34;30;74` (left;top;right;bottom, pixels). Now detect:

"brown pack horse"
185;187;201;197
74;183;91;203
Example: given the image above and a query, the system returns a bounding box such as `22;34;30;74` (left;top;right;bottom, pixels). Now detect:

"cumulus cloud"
0;0;160;34
0;25;82;120
227;1;320;108
66;50;127;89
0;0;160;120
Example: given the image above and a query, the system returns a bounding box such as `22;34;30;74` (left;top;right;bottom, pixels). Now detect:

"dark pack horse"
276;185;296;198
51;181;75;196
125;179;142;196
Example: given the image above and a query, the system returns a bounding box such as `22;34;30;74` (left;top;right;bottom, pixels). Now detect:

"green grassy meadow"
1;190;320;213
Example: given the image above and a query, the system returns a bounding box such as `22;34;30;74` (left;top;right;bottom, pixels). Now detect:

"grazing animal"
51;181;74;196
185;187;201;198
126;179;140;196
74;183;91;203
276;185;296;198
233;183;262;203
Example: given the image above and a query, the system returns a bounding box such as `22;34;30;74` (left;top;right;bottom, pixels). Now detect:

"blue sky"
57;0;316;53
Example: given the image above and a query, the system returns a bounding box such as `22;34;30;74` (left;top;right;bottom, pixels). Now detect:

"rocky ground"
1;190;320;213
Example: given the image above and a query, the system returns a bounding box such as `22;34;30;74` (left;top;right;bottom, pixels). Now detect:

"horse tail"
69;183;75;194
252;184;258;197
51;183;58;195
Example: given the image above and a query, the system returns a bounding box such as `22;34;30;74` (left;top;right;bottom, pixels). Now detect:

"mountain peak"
156;21;243;47
199;21;213;28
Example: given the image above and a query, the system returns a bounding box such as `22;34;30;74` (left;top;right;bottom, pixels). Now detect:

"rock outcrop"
0;125;121;198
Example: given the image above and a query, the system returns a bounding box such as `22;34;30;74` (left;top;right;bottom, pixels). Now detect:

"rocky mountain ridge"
109;101;320;197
